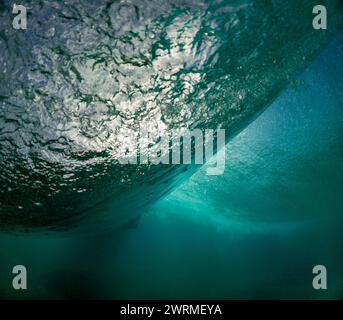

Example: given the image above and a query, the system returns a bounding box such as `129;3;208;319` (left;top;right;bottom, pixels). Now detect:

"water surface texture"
0;30;342;299
0;0;342;299
1;0;343;231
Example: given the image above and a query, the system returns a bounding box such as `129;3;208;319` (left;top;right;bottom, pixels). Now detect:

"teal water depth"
0;31;342;299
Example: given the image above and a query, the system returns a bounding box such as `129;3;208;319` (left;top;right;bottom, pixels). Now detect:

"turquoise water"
1;31;343;299
0;1;343;299
1;0;343;231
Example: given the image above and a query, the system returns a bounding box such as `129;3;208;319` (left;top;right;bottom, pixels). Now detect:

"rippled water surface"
1;0;342;231
0;0;343;300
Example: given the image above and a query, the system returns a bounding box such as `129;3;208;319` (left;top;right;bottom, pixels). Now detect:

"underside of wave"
161;30;343;228
0;0;343;232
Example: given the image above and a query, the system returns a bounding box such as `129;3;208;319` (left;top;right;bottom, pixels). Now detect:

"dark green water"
1;0;343;231
0;0;343;299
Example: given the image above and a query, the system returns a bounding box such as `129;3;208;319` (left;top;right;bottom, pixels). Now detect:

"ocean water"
1;0;343;231
0;1;343;299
